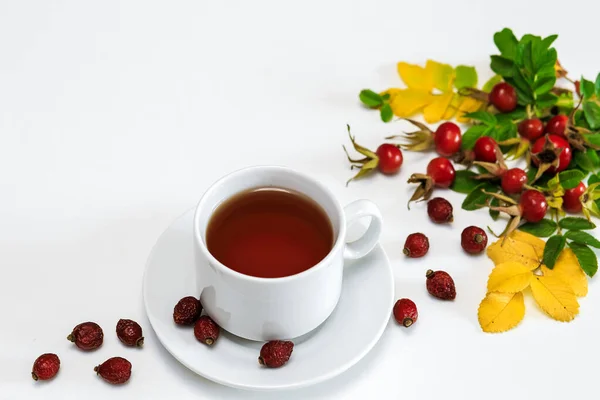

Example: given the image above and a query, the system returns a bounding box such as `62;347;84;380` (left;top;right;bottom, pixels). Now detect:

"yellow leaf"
389;88;434;117
487;230;546;270
397;62;434;91
423;93;454;123
530;275;579;322
456;97;485;122
478;292;525;333
487;262;533;293
426;60;454;92
442;94;461;120
380;88;401;102
542;248;588;297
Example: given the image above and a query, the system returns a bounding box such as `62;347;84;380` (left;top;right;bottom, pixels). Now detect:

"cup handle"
343;199;383;260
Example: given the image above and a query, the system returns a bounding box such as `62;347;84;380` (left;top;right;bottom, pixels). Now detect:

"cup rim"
193;165;346;284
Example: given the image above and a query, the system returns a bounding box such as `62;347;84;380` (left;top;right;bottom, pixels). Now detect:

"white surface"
1;1;599;399
192;165;383;341
144;209;393;390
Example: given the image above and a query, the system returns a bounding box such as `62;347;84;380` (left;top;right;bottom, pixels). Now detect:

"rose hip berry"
67;322;103;351
375;144;404;174
489;82;517;112
545;114;569;137
434;122;462;157
407;157;456;204
427;157;456;188
518;118;544;141
563;182;586;214
520;190;548;223
427;197;453;224
426;270;456;300
173;296;202;325
95;357;132;385
461;226;488;254
259;341;294;368
501;168;528;195
343;126;403;184
194;315;220;346
116;319;144;348
403;233;429;258
473;136;498;163
531;134;572;175
393;298;418;327
32;353;60;381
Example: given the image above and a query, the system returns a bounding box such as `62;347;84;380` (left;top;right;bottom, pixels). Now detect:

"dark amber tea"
206;187;334;278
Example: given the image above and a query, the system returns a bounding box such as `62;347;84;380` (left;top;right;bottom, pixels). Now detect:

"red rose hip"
545;115;569;137
501;168;528;195
473;137;498;163
563;182;586;214
531;134;572;174
116;319;144;348
95;357;132;385
489;82;517;112
259;340;294;368
393;298;418;327
194;315;220;346
376;144;403;174
461;226;488;254
67;322;103;351
434;122;462;157
518;118;544;141
403;233;429;258
32;353;60;381
427;197;453;223
173;296;202;325
519;190;548;223
426;270;456;300
407;157;456;204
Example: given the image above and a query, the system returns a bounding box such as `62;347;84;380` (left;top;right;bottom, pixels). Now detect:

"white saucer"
143;209;394;391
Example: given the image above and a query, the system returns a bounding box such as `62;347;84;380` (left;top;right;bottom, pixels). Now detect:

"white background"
1;0;599;399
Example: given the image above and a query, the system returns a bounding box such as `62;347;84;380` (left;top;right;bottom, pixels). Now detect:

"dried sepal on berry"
530;135;567;181
406;173;435;205
386;118;434;152
472;141;507;180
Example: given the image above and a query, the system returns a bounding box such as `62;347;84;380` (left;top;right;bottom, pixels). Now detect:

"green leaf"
586;148;600;166
359;90;382;108
565;230;600;248
381;93;390;101
495;108;527;123
534;77;555;95
463;111;497;126
518;219;558;238
558;170;585;190
584;134;600;149
595;72;600;97
583;101;600;130
568;242;598;277
574;150;595;172
489;197;500;220
541;34;558;50
494;28;518;59
543;235;566;269
490;56;514;77
482;75;503;92
535;92;558;109
454;65;477;90
581;77;596;99
380;103;393;123
451;170;480;194
461;125;489;150
495;123;517;142
558;217;596;230
589;174;600;185
461;183;496;211
526;167;538;183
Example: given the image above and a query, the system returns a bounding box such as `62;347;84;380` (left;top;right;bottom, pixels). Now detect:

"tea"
206;187;334;278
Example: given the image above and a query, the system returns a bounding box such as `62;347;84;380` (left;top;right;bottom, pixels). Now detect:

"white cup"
193;166;383;341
